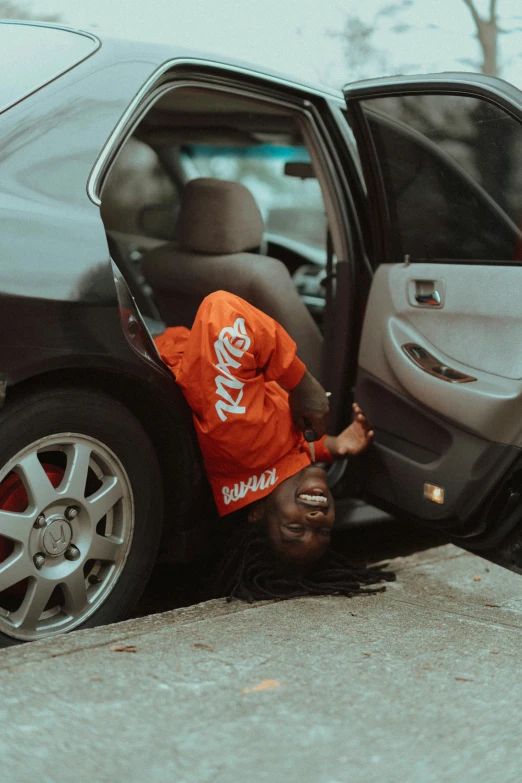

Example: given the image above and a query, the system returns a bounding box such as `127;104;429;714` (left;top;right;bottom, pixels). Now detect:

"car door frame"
90;59;369;442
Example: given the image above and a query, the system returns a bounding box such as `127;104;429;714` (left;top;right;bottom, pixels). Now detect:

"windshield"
179;143;327;251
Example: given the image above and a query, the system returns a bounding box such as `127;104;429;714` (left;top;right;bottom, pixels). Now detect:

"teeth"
298;493;328;505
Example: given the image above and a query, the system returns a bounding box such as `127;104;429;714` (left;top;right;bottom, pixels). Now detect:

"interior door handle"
409;279;445;307
402;343;476;383
415;290;441;306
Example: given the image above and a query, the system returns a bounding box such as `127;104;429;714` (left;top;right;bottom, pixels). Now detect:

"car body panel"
0;26;206;556
0;32;172;380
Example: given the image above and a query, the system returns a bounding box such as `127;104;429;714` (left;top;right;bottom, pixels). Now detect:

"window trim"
87;57;344;207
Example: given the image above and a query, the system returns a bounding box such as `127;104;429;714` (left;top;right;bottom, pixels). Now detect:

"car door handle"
402;343;476;383
415;290;441;306
408;279;445;308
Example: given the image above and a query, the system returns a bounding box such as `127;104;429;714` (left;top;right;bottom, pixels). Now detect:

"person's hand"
288;370;330;439
325;403;374;458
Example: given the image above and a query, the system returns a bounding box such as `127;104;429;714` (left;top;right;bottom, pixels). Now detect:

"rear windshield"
0;23;98;114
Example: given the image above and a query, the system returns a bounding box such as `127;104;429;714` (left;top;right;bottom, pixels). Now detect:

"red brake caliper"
0;463;65;594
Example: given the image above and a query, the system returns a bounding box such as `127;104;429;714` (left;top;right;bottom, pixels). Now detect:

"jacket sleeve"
310;436;334;464
174;291;306;420
154;325;190;374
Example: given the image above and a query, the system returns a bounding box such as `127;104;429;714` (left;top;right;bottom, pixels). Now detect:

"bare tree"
334;0;522;79
333;2;522;240
0;1;60;22
461;0;501;75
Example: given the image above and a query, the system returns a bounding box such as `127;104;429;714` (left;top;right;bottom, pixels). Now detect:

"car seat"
141;177;323;379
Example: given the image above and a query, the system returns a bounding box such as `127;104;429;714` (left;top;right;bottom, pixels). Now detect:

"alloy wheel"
0;434;134;641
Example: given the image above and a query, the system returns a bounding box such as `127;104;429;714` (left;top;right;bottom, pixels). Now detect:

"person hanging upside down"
155;290;394;601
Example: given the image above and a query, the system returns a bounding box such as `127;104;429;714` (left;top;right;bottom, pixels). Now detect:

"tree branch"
489;0;498;22
461;0;482;30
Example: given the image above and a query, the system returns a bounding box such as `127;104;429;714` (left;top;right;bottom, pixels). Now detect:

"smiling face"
248;465;335;568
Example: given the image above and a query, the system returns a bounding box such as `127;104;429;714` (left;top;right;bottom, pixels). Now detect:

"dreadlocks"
213;511;396;603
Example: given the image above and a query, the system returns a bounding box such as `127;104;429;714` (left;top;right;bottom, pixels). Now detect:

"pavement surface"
1;543;521;783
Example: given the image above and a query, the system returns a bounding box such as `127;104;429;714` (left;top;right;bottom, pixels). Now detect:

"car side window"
346;95;522;262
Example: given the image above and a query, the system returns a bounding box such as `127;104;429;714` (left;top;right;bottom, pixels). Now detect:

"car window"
179;144;327;251
0;23;98;114
101;138;178;236
346;95;522;262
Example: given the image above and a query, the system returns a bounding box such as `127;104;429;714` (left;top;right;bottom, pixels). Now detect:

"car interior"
100;86;336;384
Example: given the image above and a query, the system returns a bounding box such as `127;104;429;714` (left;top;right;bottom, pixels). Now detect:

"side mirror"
137;203;178;240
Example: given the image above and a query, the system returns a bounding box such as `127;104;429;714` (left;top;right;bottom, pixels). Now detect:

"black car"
2;19;522;644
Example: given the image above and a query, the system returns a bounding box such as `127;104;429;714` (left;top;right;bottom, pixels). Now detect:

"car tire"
0;386;163;646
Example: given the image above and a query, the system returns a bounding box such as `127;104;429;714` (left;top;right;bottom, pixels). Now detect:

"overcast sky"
25;0;522;89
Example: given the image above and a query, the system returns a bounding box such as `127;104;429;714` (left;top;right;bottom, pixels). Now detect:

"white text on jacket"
214;317;251;421
222;468;278;505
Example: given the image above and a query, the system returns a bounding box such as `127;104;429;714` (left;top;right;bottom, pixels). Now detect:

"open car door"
343;73;522;566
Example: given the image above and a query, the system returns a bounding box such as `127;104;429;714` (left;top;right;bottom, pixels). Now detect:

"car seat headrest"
176;178;264;255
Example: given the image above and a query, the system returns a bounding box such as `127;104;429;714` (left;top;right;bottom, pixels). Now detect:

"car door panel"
355;263;522;524
392;264;522;381
356;369;516;524
359;263;522;445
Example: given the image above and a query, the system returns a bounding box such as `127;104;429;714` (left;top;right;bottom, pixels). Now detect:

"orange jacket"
155;291;332;516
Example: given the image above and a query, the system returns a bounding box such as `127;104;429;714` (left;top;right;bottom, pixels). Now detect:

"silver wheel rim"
0;433;134;641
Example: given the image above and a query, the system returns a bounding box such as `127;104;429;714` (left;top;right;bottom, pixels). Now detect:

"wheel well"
5;367;209;551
